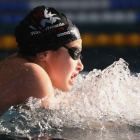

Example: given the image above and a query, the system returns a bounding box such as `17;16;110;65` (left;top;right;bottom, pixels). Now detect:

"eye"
64;45;83;60
73;49;82;59
74;49;80;56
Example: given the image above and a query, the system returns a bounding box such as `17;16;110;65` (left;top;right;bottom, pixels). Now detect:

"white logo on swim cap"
70;28;76;34
70;28;80;38
41;9;61;27
29;9;62;34
57;31;70;37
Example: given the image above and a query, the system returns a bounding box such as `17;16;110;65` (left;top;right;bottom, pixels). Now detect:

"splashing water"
0;58;140;138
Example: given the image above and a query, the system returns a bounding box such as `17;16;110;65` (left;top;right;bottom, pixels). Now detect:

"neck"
17;52;46;69
17;52;37;63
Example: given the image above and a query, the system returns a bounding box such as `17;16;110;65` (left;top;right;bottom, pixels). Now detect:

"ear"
36;52;48;61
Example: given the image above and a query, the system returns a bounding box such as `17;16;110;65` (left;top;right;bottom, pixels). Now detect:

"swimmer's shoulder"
0;53;53;110
17;62;54;100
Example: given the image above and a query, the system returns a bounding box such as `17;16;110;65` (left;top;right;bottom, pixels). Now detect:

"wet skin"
0;39;83;116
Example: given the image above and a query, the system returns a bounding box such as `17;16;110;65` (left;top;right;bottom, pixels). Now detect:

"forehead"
66;39;82;50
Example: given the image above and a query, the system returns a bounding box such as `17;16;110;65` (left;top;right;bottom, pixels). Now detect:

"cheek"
47;52;77;91
62;53;77;69
56;56;76;77
47;51;77;79
57;58;74;74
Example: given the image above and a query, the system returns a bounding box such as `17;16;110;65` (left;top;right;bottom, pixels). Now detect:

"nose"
76;59;84;72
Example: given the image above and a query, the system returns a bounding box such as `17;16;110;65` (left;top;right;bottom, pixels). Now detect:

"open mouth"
71;73;78;85
71;73;78;79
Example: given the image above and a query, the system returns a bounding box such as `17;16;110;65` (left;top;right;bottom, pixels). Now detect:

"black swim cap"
15;6;81;56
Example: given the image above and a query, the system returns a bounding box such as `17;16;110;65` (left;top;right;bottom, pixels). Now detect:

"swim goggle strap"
63;45;83;60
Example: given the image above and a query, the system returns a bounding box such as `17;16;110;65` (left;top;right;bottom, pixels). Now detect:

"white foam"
0;58;140;138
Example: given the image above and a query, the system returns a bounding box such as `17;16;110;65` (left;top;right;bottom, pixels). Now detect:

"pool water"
1;127;140;140
0;58;140;140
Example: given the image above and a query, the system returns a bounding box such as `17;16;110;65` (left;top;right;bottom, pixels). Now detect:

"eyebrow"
73;46;82;51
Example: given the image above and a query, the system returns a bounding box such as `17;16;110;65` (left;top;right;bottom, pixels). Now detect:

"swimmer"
0;6;83;116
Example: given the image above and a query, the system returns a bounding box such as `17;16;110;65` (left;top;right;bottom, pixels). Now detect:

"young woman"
0;6;83;116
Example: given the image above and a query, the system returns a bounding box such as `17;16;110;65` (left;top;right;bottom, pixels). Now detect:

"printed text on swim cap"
57;31;70;37
30;23;65;35
46;23;65;31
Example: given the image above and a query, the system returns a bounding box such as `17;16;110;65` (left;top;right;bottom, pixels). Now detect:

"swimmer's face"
44;39;83;91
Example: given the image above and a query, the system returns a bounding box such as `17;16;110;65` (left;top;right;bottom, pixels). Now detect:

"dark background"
0;0;140;72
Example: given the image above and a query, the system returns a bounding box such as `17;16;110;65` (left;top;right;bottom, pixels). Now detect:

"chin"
60;85;72;92
61;89;70;92
61;88;71;92
53;81;73;92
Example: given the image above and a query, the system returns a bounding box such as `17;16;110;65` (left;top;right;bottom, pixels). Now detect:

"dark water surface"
0;126;140;140
0;134;65;140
